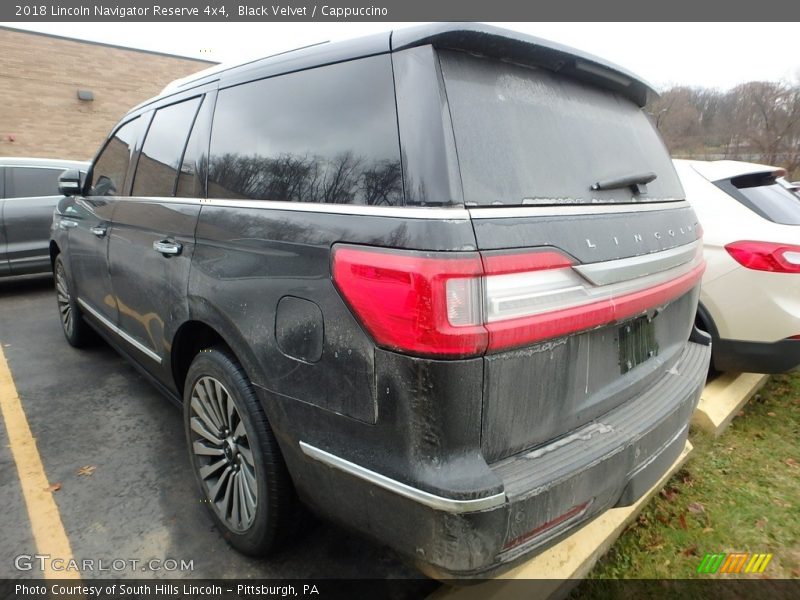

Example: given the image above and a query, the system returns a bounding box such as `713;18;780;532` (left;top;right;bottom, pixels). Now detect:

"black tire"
183;346;297;555
54;255;94;348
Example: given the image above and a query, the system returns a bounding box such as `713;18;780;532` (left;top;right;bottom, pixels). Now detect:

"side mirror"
58;169;82;196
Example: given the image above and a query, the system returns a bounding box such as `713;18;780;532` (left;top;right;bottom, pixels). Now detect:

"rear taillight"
725;241;800;274
332;244;705;358
331;247;488;357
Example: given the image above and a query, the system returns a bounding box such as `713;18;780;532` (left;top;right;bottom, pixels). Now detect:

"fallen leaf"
660;487;678;502
44;482;61;492
755;518;768;529
77;465;96;477
767;412;776;417
682;544;699;557
702;527;714;533
687;502;705;514
679;514;688;530
645;534;665;545
785;458;799;468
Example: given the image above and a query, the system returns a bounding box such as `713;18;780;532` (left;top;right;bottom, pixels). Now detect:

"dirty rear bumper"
293;340;710;577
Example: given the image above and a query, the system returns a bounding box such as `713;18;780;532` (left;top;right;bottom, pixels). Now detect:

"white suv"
674;159;800;373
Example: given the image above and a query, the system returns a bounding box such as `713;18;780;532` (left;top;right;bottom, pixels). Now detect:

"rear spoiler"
391;24;655;107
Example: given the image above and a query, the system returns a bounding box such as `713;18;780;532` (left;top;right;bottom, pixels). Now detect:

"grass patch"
578;372;800;583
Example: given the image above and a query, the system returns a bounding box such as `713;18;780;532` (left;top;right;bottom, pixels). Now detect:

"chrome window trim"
0;165;71;171
299;441;506;513
76;298;162;365
468;200;690;219
93;197;690;220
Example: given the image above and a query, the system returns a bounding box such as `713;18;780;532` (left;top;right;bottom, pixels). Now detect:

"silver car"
1;157;88;276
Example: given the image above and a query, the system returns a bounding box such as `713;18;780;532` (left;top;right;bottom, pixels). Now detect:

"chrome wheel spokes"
55;264;73;335
189;376;257;532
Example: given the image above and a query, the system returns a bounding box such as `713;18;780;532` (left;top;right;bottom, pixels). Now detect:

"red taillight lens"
725;241;800;273
502;500;591;550
332;244;705;358
331;247;488;358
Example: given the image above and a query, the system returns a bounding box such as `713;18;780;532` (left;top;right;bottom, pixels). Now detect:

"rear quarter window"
439;50;684;206
208;54;403;206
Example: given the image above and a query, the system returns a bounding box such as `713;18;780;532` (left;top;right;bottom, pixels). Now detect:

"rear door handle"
89;226;107;237
153;240;182;256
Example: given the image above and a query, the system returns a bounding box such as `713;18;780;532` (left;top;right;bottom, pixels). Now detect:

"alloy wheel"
189;376;258;532
55;262;73;337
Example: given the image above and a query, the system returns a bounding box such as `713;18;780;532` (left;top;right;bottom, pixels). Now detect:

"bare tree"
648;80;800;178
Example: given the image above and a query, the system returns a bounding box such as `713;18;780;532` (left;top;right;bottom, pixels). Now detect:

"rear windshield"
717;173;800;225
438;50;684;206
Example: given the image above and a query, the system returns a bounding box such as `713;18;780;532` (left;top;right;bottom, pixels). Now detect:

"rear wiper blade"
591;171;657;193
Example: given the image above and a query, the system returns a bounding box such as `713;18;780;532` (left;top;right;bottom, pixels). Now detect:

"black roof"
147;23;655;110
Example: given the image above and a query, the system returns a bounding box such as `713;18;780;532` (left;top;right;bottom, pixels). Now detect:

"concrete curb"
692;372;768;437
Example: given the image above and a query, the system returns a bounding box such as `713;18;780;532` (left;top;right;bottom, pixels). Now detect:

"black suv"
51;24;711;577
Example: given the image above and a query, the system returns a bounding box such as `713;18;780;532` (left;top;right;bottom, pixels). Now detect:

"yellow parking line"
0;345;78;580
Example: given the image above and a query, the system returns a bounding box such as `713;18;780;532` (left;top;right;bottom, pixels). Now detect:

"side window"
176;96;211;198
132;96;202;197
6;167;62;198
208;55;403;206
90;117;142;196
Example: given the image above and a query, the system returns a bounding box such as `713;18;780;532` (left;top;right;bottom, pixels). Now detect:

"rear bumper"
296;340;710;577
713;337;800;374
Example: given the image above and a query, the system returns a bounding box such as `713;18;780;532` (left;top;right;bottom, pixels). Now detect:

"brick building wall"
0;27;213;161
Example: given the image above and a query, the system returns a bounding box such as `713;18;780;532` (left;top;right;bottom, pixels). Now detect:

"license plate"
618;316;659;374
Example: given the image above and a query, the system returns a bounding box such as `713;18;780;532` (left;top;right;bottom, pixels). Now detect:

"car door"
0;167;8;276
3;165;66;275
107;93;209;390
67;117;145;328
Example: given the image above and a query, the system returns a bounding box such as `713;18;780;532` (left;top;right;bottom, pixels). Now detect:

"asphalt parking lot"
0;275;430;584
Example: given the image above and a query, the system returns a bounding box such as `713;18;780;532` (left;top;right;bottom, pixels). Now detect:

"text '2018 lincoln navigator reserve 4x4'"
51;24;711;577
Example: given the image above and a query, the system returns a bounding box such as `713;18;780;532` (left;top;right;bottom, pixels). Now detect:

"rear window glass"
717;173;800;225
208;55;403;206
438;50;684;206
6;167;62;198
